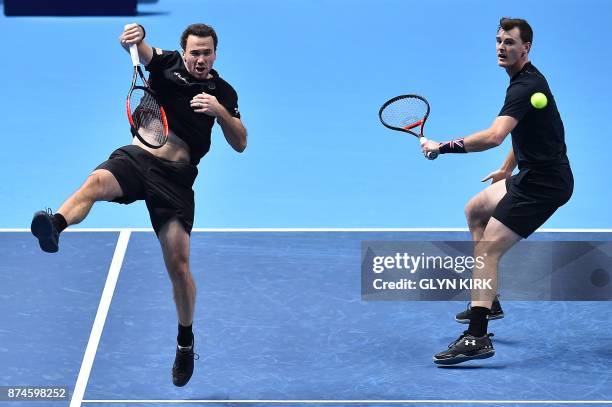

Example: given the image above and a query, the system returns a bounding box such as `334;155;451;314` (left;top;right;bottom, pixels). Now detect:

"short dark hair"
180;23;218;51
498;17;533;44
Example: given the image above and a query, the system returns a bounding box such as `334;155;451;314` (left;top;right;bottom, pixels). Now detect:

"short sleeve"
217;83;241;119
498;80;535;121
145;49;180;73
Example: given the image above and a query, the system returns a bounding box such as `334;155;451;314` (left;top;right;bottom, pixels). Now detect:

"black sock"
177;323;193;347
467;306;489;337
52;213;68;233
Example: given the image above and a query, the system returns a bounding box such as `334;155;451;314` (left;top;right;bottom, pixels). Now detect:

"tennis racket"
126;42;168;149
378;94;437;160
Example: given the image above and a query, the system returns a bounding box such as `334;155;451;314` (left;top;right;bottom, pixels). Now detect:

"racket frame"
126;44;169;149
378;94;437;160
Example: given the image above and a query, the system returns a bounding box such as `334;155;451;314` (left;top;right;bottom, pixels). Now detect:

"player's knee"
166;253;190;279
465;199;485;226
81;172;107;198
82;171;121;201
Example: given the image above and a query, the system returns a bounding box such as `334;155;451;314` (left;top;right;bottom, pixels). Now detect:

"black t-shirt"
498;62;569;169
145;50;240;165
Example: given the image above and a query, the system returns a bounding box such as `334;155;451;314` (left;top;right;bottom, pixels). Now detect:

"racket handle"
129;44;140;67
419;137;438;160
123;24;141;66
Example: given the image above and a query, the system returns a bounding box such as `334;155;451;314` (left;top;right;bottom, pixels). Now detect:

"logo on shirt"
173;72;190;85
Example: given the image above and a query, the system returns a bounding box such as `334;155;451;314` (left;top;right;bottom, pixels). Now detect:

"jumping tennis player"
31;23;247;385
421;18;573;365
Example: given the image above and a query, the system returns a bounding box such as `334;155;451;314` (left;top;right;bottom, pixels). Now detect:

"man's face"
496;27;530;68
183;35;216;80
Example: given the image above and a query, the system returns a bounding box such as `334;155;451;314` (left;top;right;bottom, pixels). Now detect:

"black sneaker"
455;296;504;324
31;209;60;253
172;340;198;387
433;331;495;365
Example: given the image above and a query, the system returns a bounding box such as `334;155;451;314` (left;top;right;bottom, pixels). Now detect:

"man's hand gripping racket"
378;94;437;160
125;24;169;149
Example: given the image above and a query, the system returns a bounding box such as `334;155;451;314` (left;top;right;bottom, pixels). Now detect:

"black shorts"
95;145;198;236
492;165;573;238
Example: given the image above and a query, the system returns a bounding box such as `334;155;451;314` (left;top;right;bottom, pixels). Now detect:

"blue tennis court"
2;230;611;405
1;0;612;405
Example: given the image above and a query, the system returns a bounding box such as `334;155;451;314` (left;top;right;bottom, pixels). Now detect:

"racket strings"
381;97;428;129
130;89;166;146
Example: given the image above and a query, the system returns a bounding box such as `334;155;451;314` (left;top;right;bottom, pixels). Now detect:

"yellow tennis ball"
530;92;548;109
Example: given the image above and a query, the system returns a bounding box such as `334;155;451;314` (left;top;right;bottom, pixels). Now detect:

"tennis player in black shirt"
421;18;573;365
31;23;247;385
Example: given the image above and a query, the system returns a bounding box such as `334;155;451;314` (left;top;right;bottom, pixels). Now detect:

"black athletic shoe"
31;209;59;253
455;296;504;323
172;341;198;387
433;331;495;365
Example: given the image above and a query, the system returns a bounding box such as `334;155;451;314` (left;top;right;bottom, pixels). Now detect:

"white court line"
3;227;612;233
70;230;131;407
81;402;612;405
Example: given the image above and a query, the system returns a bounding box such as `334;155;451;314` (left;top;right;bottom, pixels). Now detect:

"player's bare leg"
58;169;123;225
465;179;508;242
158;218;197;387
31;169;123;253
472;218;522;309
455;179;510;323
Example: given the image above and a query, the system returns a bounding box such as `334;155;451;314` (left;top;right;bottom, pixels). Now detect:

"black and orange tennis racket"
126;40;168;149
379;94;437;160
